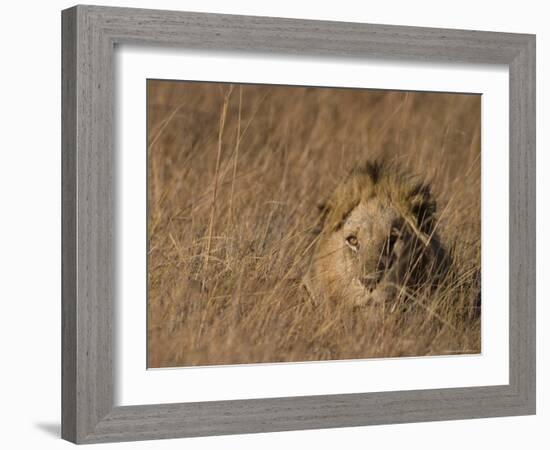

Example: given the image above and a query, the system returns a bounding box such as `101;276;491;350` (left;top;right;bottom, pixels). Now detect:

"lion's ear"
362;160;383;184
409;183;437;233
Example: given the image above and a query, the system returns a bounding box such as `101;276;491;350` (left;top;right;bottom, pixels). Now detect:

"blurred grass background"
147;80;481;368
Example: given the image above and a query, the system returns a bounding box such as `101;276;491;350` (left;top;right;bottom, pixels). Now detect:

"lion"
304;161;450;308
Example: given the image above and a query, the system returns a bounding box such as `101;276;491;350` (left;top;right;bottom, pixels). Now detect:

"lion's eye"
346;235;359;248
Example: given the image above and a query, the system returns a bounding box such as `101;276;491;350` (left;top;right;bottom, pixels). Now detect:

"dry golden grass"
147;80;481;368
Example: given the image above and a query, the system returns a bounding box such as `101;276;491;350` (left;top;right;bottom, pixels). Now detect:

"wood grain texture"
508;36;536;408
61;7;77;443
62;5;115;442
61;4;536;444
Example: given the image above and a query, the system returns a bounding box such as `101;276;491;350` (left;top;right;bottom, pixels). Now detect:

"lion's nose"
360;273;382;290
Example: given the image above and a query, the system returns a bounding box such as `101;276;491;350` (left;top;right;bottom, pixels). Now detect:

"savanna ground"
147;80;481;368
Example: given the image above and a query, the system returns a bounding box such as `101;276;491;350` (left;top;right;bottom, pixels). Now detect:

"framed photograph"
62;5;536;444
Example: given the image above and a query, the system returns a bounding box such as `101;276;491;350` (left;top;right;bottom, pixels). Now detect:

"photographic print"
147;80;481;368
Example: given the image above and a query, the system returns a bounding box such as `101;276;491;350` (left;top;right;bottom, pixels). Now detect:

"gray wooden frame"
61;4;536;444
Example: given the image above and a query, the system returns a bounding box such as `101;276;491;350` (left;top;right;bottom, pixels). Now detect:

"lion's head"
304;161;449;307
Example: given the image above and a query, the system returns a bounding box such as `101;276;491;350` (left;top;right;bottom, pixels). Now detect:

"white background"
117;49;509;405
0;0;546;449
